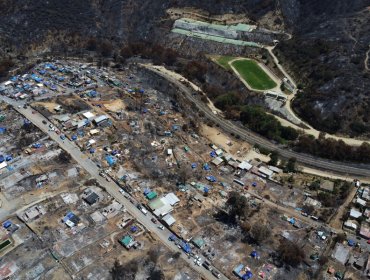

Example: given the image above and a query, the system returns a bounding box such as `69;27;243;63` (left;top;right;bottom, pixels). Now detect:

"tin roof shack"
258;166;274;179
53;114;71;124
361;187;370;201
355;197;367;208
119;235;136;249
18;205;46;222
162;214;176;227
320;180;334;192
62;212;81;228
93;115;110;127
82;189;100;206
82;111;95;120
192;237;206;249
238;161;252;171
349;208;363;219
332;243;351;265
344;220;358;231
359;223;370;239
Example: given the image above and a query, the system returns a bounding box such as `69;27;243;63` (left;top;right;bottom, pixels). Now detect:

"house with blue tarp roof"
250;250;259;258
3;221;11;229
62;212;75;223
105;155;117;166
203;163;211;170
88;90;97;98
242;271;253;280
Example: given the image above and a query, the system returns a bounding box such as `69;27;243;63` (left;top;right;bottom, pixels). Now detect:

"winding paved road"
141;64;370;179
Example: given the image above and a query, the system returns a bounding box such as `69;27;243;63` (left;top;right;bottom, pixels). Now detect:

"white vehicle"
119;189;125;194
158;225;164;230
140;207;148;215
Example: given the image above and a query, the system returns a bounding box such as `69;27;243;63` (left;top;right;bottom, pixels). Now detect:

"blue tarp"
3;221;11;228
191;163;197;169
143;189;150;195
210;151;217;158
130;226;138;232
206;175;217;182
89;148;95;154
251;250;258;258
5;155;13;161
138;89;144;93
0;155;4;163
33;143;42;148
106;155;117;166
63;212;75;223
88;90;97;97
289;218;295;225
348;240;356;246
203;163;210;171
242;271;253;280
0;127;6;134
39;70;46;75
111;150;118;156
252;182;257;187
71;135;77;141
180;241;191;253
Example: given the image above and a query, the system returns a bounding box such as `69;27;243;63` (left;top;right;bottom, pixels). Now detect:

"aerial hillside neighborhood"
0;1;369;279
0;59;368;280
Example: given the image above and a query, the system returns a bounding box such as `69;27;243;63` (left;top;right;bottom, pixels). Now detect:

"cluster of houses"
343;185;370;239
209;144;282;182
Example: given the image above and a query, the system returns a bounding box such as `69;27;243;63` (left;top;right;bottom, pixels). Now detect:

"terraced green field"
231;59;277;90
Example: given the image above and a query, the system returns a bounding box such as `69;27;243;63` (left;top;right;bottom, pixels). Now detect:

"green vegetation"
240;105;299;143
214;92;241;110
295;135;370;163
214;56;235;70
231;59;277;90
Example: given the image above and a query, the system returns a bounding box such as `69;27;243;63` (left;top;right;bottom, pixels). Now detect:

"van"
141;207;148;215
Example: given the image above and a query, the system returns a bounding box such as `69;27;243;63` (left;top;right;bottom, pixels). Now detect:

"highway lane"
0;96;227;280
141;64;370;178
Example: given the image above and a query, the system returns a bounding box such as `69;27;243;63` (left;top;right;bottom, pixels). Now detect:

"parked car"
42;120;47;125
151;218;157;224
212;270;221;279
202;260;212;271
